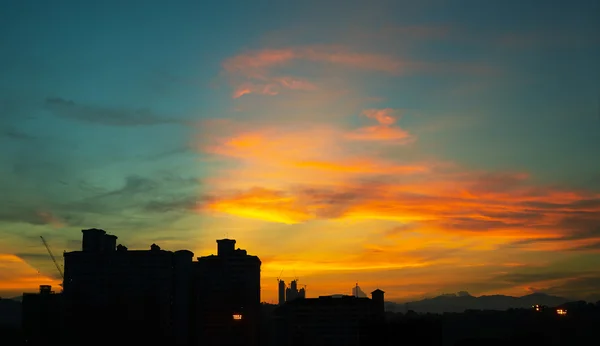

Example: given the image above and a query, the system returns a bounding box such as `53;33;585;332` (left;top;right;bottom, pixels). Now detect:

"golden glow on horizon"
0;254;61;294
192;108;600;302
191;107;600;303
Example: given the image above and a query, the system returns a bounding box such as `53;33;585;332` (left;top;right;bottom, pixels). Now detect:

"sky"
1;0;600;303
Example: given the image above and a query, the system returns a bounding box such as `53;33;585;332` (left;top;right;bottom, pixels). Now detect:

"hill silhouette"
387;292;569;313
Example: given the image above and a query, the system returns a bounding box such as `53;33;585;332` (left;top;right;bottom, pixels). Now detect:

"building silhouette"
285;279;306;303
278;279;286;305
193;238;261;346
351;283;368;298
273;290;386;346
63;229;185;344
54;228;260;346
22;285;63;346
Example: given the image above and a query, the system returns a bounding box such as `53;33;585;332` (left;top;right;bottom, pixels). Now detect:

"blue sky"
1;0;599;302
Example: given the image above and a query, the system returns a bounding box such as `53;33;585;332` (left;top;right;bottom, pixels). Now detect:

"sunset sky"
1;0;600;302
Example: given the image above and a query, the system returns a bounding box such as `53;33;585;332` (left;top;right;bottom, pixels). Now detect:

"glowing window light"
233;314;243;320
556;309;567;315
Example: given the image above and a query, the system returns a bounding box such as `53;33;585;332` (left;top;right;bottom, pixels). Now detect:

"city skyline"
2;0;600;303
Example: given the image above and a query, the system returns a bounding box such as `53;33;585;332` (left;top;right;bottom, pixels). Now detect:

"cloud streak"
0;174;201;230
223;45;412;98
345;108;414;143
223;46;406;77
45;97;187;126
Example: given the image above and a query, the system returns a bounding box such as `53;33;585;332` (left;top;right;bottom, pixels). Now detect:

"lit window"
556;309;567;315
233;314;242;320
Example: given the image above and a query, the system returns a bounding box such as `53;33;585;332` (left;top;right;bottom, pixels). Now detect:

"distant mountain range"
386;292;570;313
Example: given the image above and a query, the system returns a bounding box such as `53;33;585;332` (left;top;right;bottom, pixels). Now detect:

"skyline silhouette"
5;228;598;308
3;229;600;346
2;0;600;305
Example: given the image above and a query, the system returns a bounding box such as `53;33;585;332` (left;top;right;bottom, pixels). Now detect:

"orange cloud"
232;77;317;98
345;125;413;142
0;254;60;297
293;160;428;175
363;108;398;125
202;187;314;225
345;108;414;143
200;123;415;168
232;83;279;98
195;118;600;252
223;45;407;98
223;46;405;76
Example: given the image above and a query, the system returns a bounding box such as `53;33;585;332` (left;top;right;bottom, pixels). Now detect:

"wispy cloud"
1;127;36;141
45;97;187;126
223;45;411;98
223;46;406;77
0;174;201;230
345;108;414;143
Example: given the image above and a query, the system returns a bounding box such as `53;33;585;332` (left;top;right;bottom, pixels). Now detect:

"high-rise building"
278;279;286;305
285;279;305;302
62;229;193;345
24;229;262;346
193;239;262;346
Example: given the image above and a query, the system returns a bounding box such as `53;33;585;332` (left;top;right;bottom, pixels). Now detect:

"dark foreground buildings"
16;228;600;346
270;290;386;346
22;285;63;345
24;228;261;346
22;228;393;346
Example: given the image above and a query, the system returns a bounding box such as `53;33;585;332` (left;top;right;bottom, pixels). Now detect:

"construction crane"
276;269;284;283
40;236;64;286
